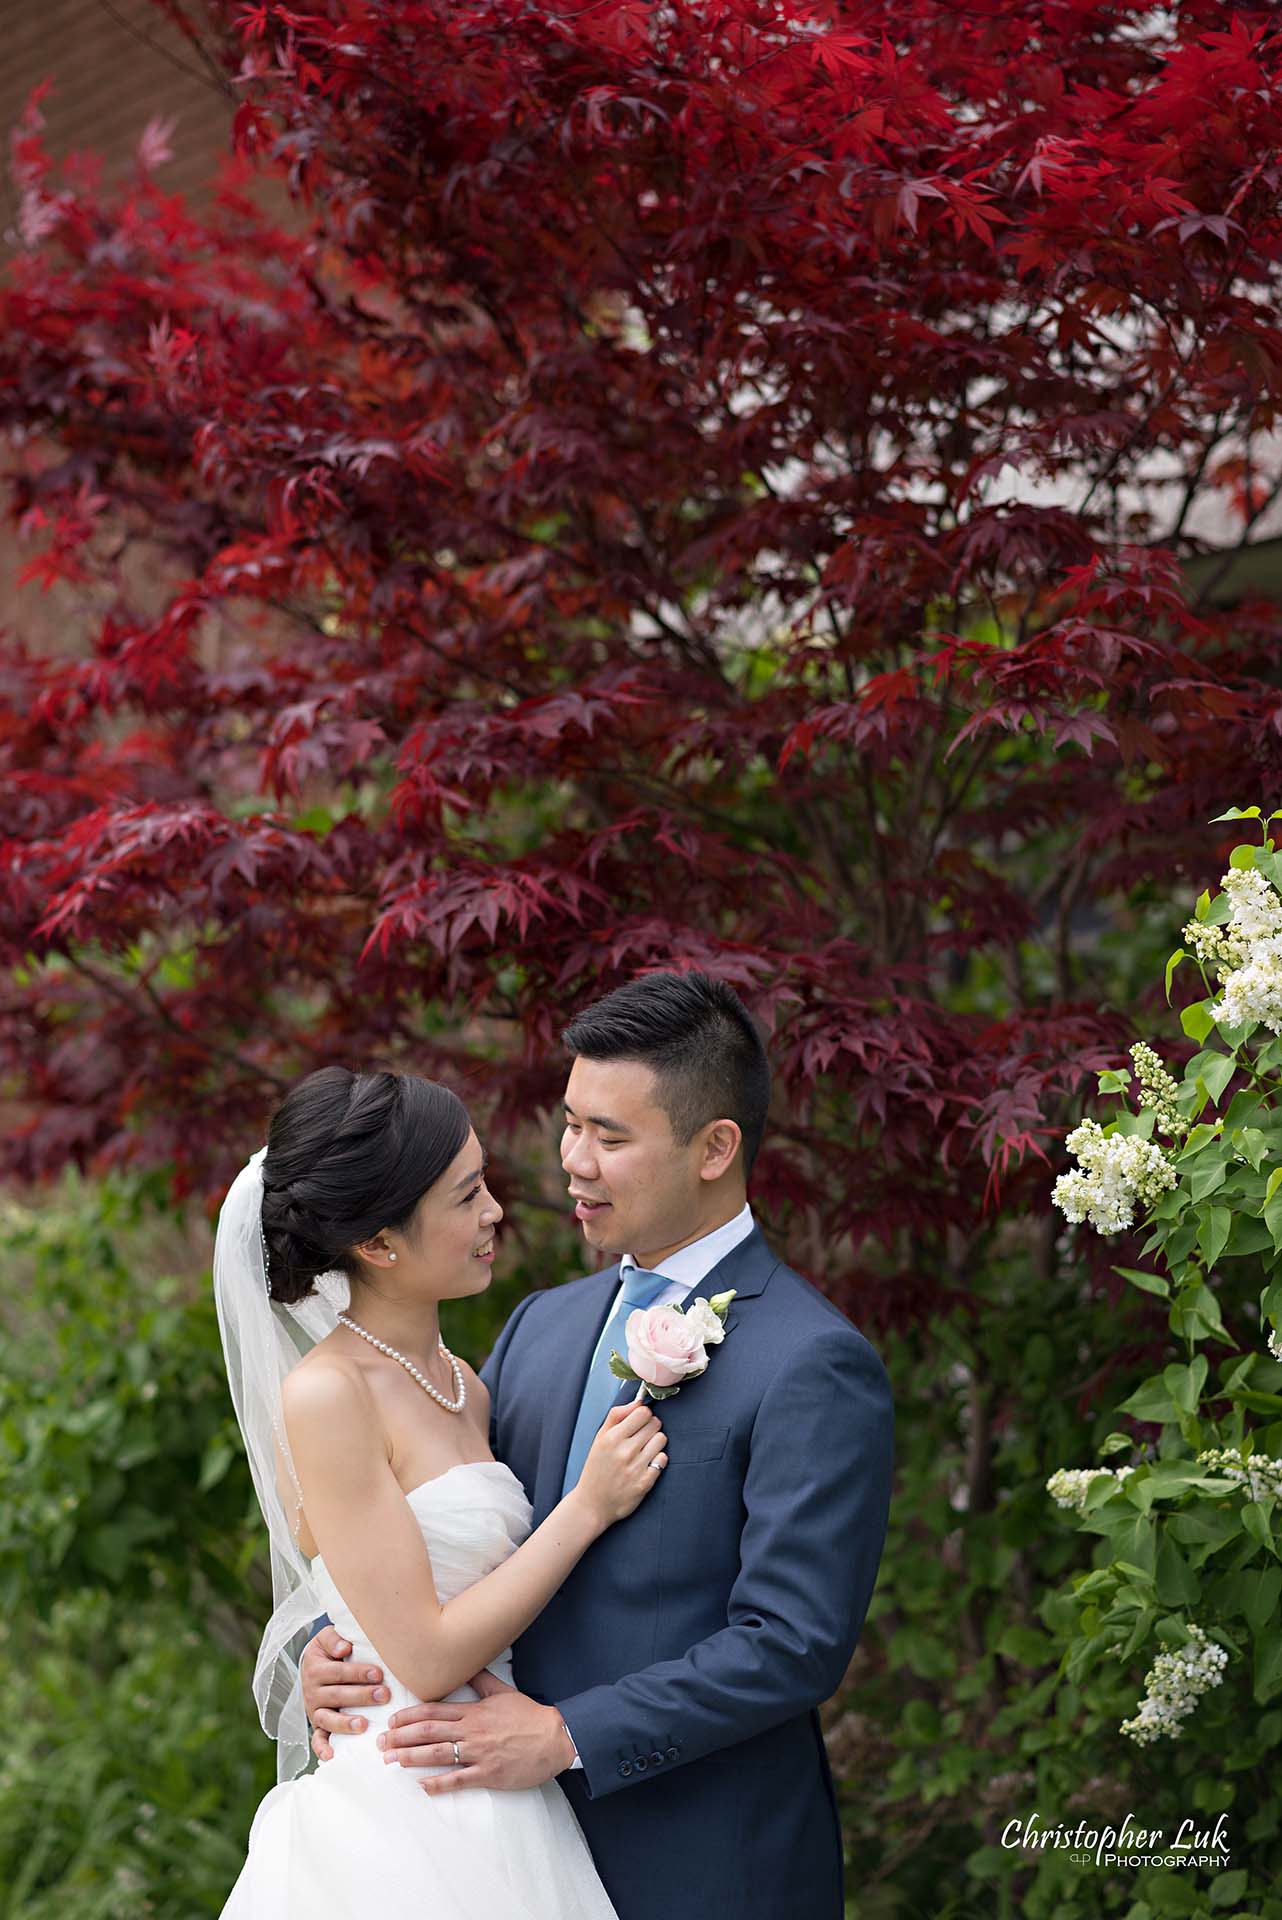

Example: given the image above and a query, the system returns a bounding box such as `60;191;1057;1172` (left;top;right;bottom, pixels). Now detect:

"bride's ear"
354;1232;399;1270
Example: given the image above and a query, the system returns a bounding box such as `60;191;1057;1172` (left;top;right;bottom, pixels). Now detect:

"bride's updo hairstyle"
259;1065;471;1305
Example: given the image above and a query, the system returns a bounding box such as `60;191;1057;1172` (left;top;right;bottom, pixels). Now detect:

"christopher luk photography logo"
1002;1810;1231;1871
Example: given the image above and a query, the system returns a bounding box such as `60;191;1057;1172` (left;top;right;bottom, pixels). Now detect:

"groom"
302;970;893;1918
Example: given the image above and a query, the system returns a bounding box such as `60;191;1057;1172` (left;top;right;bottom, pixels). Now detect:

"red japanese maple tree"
4;0;1282;1320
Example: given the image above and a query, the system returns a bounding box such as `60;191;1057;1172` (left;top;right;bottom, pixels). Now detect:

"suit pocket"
663;1423;729;1464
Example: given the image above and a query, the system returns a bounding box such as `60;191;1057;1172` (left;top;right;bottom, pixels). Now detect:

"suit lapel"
532;1227;781;1522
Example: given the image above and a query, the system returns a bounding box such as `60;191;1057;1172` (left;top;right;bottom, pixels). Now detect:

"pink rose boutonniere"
609;1290;737;1402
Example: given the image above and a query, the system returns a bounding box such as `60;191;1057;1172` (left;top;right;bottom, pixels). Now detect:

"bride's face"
366;1128;504;1302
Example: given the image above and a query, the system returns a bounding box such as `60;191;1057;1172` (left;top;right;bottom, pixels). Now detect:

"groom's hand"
379;1670;577;1792
300;1625;390;1762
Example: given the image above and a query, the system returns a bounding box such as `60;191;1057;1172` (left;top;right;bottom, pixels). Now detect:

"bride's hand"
300;1624;390;1761
573;1399;668;1529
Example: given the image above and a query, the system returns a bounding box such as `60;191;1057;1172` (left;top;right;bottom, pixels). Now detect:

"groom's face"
560;1055;706;1264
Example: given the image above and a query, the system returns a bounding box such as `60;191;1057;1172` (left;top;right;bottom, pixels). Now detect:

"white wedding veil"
211;1145;352;1781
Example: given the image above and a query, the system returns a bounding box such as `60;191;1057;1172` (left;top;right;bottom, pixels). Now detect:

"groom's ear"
698;1118;743;1182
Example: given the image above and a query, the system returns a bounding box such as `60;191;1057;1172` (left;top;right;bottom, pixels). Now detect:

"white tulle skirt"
220;1730;618;1920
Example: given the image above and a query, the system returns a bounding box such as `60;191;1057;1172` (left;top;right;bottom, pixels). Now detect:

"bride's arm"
283;1359;664;1706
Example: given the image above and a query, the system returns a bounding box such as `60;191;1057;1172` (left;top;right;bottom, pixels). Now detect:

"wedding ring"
649;1460;664;1471
452;1741;462;1766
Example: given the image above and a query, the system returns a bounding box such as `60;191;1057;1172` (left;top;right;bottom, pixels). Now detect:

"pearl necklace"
337;1313;467;1414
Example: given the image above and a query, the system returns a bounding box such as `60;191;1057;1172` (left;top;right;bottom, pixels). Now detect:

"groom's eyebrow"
451;1150;489;1191
563;1101;632;1134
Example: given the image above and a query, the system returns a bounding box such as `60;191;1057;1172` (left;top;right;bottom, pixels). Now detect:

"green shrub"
0;1591;270;1920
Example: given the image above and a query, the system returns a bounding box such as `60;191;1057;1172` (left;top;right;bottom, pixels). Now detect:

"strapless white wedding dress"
221;1460;618;1919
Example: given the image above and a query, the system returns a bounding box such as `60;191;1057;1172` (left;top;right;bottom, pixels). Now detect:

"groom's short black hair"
561;970;771;1176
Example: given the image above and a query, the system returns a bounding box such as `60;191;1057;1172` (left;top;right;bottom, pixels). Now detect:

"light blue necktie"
561;1263;670;1496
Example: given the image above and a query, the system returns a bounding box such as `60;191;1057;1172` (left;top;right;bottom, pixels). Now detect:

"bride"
212;1063;667;1919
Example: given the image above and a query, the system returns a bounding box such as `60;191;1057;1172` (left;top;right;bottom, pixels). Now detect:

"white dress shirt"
561;1203;756;1769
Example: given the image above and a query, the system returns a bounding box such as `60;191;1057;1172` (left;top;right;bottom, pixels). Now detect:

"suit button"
634;1755;648;1771
617;1761;633;1778
650;1751;664;1765
665;1746;679;1760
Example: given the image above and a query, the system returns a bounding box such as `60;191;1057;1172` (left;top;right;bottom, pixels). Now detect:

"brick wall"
0;0;293;652
2;0;241;229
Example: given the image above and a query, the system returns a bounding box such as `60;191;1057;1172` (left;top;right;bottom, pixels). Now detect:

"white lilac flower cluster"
1120;1624;1228;1745
1269;1327;1282;1365
1052;1118;1177;1234
1196;1445;1282;1502
1046;1465;1135;1515
1183;866;1282;1034
1128;1040;1188;1140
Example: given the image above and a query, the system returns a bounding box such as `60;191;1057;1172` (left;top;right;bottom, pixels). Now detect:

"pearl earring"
388;1251;397;1263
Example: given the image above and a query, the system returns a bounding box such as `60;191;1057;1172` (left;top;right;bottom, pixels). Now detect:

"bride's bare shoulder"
282;1342;376;1427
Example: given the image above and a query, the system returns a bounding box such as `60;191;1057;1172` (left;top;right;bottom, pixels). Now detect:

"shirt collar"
619;1202;755;1292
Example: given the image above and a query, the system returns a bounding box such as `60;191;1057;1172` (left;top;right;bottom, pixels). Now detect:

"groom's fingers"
311;1707;373;1735
311;1657;382;1689
385;1704;465;1736
313;1626;353;1659
421;1765;485;1795
382;1741;461;1769
314;1681;388;1708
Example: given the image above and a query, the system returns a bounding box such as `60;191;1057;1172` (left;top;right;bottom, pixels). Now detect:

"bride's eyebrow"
450;1151;489;1192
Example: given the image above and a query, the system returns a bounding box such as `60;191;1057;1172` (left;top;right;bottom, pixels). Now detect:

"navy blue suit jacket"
479;1225;894;1920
